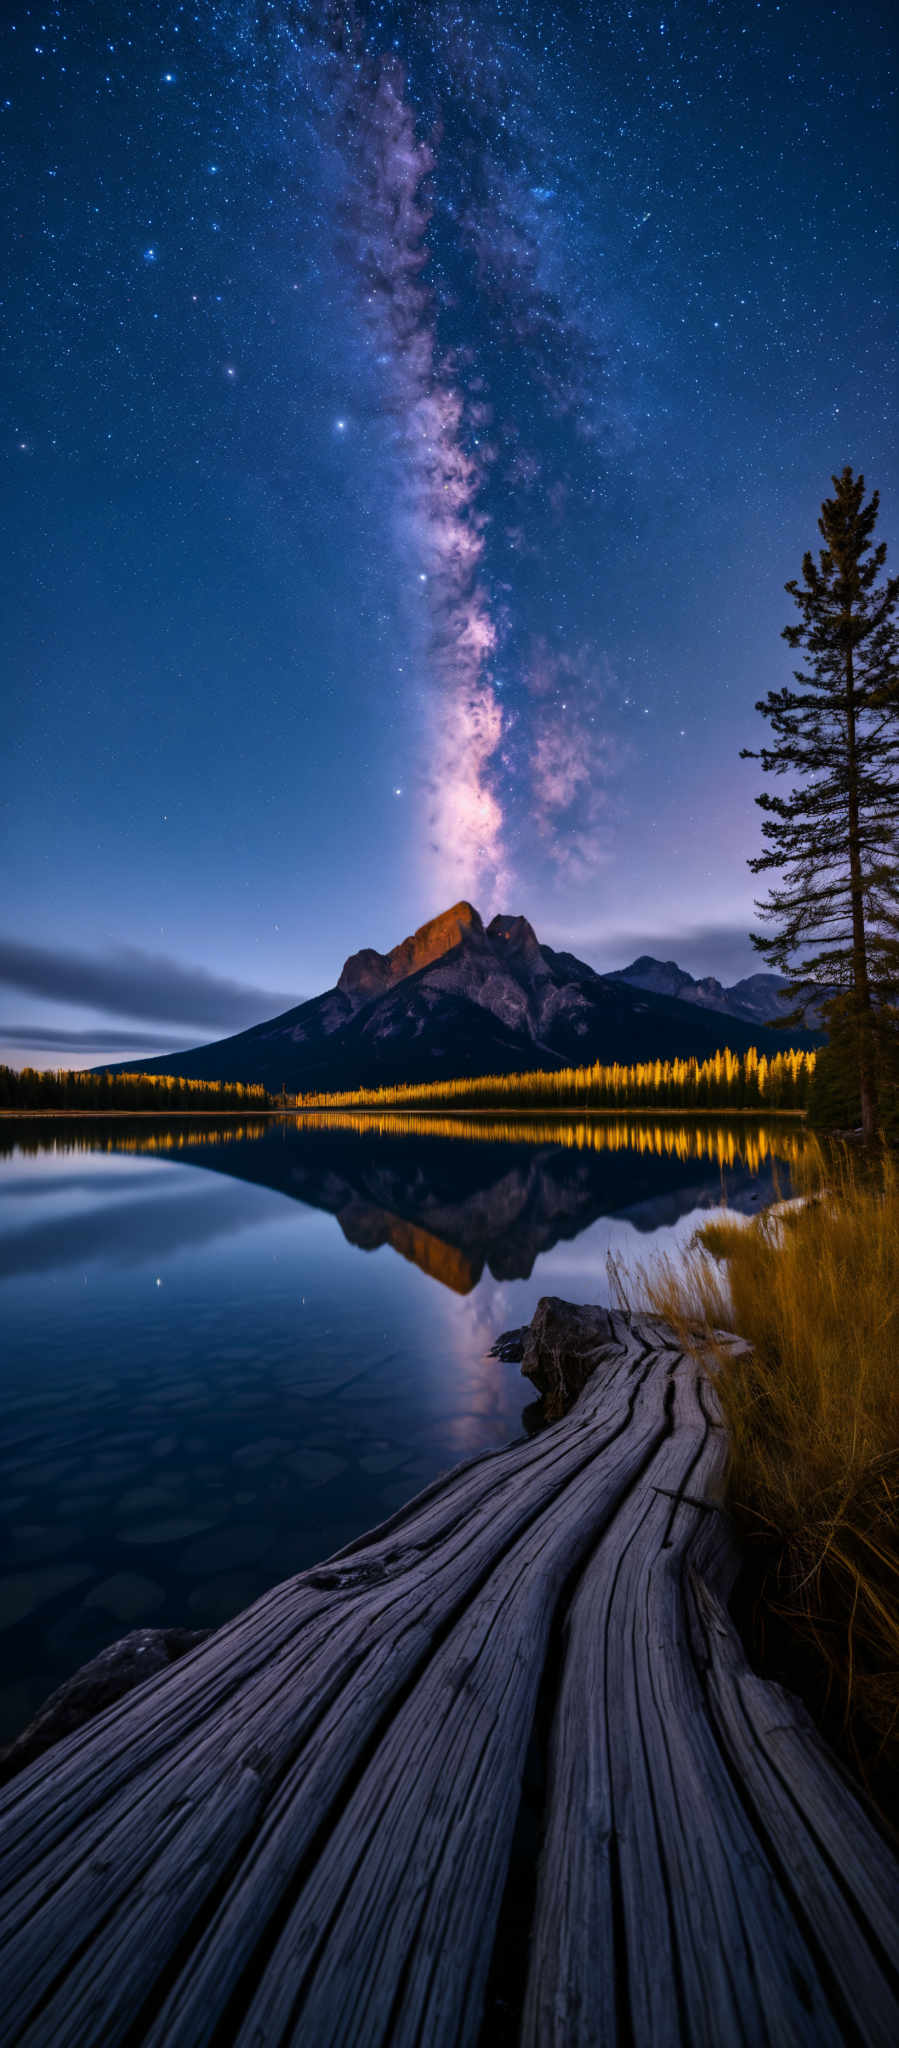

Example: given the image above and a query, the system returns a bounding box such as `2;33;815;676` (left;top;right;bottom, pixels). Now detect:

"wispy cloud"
0;1024;192;1054
0;938;299;1030
554;919;763;984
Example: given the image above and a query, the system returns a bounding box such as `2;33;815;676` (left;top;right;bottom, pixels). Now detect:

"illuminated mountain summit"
115;905;821;1092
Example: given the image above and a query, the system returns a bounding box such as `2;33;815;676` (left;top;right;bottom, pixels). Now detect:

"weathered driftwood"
1;1304;897;2046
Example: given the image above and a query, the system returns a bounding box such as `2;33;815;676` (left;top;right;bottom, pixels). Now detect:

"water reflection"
0;1120;269;1158
0;1113;799;1737
1;1111;806;1174
0;1113;804;1295
294;1109;806;1174
184;1113;801;1293
0;1181;274;1281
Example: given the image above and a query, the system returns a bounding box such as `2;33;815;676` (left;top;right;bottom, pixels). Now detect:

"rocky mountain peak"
731;973;786;995
123;903;822;1094
487;913;539;951
337;901;485;1009
614;956;696;998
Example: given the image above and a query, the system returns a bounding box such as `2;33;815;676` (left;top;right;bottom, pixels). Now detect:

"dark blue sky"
3;0;897;1065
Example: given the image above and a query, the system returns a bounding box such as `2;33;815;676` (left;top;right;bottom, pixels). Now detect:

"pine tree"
743;468;899;1140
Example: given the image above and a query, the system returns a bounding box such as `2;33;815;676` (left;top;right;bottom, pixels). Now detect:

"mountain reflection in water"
0;1112;804;1736
279;1114;804;1291
2;1113;805;1295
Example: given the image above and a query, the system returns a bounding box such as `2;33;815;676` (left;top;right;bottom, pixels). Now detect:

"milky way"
338;46;506;896
287;1;631;902
3;0;897;1059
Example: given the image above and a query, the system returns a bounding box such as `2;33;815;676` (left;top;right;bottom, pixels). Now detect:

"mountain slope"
609;956;828;1027
112;903;821;1092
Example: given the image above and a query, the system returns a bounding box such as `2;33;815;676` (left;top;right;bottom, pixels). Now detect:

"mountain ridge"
107;902;822;1093
609;955;828;1027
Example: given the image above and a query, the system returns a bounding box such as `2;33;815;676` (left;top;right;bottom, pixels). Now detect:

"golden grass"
618;1140;899;1776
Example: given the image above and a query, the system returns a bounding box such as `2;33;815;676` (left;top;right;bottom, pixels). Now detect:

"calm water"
0;1112;803;1739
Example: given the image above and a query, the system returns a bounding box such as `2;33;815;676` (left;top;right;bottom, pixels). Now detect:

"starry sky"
3;0;897;1066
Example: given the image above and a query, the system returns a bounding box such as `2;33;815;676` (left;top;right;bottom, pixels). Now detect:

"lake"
0;1111;804;1740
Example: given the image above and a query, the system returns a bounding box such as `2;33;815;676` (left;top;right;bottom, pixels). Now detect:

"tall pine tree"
743;468;899;1140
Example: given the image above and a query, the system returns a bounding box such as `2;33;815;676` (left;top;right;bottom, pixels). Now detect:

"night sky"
3;0;897;1067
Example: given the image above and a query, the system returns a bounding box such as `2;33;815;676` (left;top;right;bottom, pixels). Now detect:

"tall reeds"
622;1140;899;1782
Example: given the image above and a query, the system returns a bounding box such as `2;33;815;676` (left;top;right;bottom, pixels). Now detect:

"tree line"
0;1066;273;1112
295;1046;817;1116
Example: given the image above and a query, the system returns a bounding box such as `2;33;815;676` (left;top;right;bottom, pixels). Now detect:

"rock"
285;1448;349;1486
10;1524;84;1564
176;1525;273;1576
0;1626;210;1785
119;1515;222;1545
518;1296;620;1422
0;1563;94;1631
487;1326;529;1363
84;1572;166;1623
337;902;483;1008
232;1437;295;1471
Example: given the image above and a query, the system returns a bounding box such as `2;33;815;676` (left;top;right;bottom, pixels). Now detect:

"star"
5;0;892;1006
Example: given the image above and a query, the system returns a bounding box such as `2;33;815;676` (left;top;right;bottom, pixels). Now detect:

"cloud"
556;919;765;983
0;1183;274;1282
0;938;299;1030
0;1024;193;1054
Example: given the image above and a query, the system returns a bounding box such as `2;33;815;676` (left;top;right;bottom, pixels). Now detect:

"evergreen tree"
743;468;899;1139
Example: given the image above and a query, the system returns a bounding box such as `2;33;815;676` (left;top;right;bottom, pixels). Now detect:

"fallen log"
0;1304;896;2046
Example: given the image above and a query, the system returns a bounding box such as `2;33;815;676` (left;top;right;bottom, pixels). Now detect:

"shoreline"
0;1104;808;1121
0;1108;286;1120
2;1299;895;2039
291;1104;808;1120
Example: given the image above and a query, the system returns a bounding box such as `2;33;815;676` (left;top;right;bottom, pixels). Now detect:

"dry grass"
617;1140;899;1779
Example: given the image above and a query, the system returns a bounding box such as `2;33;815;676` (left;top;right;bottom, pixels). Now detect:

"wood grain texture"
0;1305;896;2047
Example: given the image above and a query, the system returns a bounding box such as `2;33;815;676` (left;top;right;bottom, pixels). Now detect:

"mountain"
112;902;821;1094
609;956;828;1028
